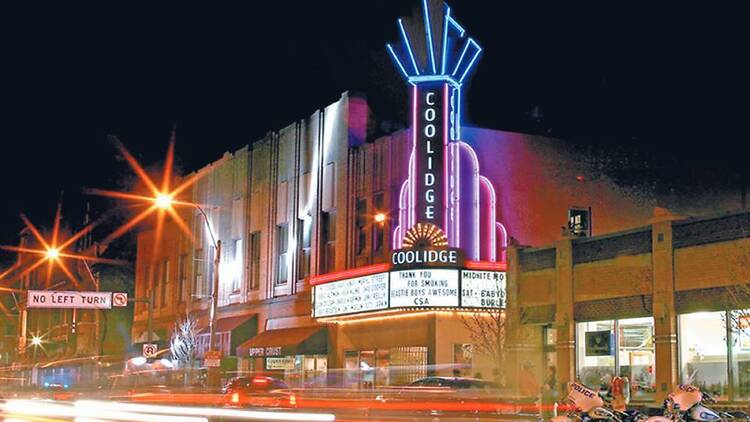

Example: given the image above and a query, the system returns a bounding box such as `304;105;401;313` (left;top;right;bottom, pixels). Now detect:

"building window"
207;245;215;296
250;232;261;290
355;198;367;256
679;312;729;400
153;262;162;308
321;212;336;274
576;320;615;390
452;343;473;376
193;248;204;300
276;224;289;285
231;238;243;292
372;192;385;254
178;253;188;303
160;259;170;308
141;265;150;313
297;217;311;281
617;317;655;400
732;311;750;400
576;318;655;400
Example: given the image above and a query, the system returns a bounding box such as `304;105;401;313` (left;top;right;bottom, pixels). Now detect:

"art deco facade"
130;88;746;388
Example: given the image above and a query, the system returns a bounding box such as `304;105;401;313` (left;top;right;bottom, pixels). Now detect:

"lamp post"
158;197;221;385
194;205;221;375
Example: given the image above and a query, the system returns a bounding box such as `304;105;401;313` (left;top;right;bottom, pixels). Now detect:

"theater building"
130;0;747;395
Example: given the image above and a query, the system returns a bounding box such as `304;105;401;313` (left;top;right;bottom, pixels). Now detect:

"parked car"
223;376;297;408
408;377;500;390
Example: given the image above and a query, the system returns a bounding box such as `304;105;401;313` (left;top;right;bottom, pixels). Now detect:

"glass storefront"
344;346;428;387
577;318;655;400
577;320;616;391
733;313;750;400
241;354;327;387
679;311;729;399
675;310;750;402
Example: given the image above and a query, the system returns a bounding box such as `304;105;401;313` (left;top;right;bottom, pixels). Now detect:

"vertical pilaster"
505;245;522;390
555;239;575;393
652;219;677;401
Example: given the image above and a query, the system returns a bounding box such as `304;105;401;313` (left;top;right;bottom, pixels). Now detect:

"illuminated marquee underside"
387;0;508;262
312;268;506;318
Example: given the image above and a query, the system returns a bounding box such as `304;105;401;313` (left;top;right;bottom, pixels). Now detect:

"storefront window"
577;320;615;390
618;317;655;400
360;350;375;388
544;327;558;391
344;346;428;387
679;312;728;400
452;343;473;376
375;349;390;386
344;351;359;387
733;312;750;400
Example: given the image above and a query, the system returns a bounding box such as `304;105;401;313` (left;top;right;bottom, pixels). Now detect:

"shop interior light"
130;356;147;366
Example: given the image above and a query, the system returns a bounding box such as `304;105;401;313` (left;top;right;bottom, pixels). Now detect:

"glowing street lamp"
30;336;42;347
154;193;173;210
45;248;60;260
89;137;222;384
374;213;387;225
0;207;119;288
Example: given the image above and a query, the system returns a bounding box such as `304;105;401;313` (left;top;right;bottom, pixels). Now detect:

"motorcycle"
645;384;750;422
550;382;646;422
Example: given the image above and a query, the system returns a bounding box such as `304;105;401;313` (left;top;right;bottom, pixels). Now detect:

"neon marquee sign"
387;0;507;263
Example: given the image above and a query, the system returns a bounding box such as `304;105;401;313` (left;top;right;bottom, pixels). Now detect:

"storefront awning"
195;314;258;356
236;325;327;357
198;314;256;334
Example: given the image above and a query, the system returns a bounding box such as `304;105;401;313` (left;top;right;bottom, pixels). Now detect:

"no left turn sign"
113;292;128;307
143;344;158;358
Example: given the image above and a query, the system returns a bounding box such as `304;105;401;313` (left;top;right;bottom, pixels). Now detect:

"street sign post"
27;290;113;309
112;292;128;307
204;350;221;367
143;343;158;358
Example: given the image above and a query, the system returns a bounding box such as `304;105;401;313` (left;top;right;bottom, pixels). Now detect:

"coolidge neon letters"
414;84;445;226
392;248;458;265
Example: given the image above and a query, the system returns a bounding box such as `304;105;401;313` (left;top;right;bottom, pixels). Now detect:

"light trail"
74;400;336;421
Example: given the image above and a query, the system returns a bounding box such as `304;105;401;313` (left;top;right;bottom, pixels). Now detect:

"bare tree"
460;308;507;377
170;313;198;384
460;276;508;382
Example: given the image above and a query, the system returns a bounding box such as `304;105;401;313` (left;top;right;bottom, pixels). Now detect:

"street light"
30;336;42;347
90;139;222;384
374;213;387;225
45;248;60;260
154;194;173;210
192;205;221;382
148;199;222;384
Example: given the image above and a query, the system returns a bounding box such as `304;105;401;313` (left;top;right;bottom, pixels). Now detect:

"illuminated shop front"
237;326;328;387
511;210;750;404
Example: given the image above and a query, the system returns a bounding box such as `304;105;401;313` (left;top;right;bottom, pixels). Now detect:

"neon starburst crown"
387;0;482;86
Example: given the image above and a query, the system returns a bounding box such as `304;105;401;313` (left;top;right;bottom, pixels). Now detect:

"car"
223;376;297;408
408;376;500;390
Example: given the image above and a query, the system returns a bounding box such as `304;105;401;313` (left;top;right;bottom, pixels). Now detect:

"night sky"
1;1;748;264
